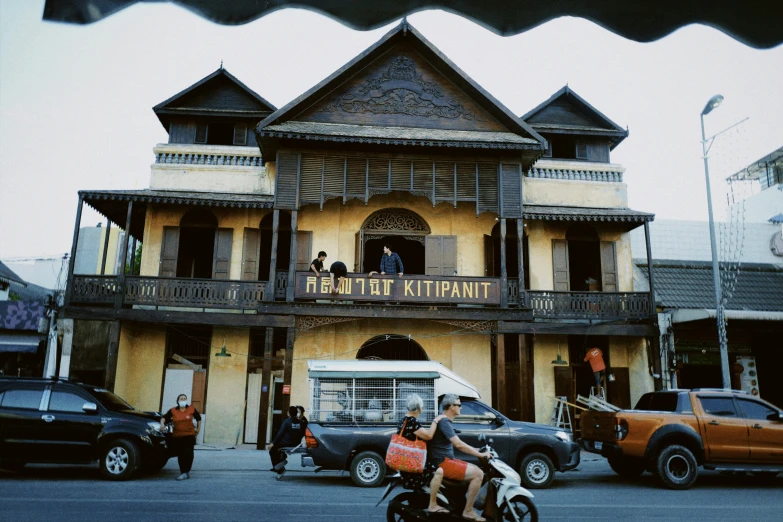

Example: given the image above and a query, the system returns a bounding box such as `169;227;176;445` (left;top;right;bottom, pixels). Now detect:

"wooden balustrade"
524;290;651;320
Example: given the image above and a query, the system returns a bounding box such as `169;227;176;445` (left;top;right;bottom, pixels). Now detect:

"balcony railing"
524;290;651;320
69;274;652;320
70;271;287;309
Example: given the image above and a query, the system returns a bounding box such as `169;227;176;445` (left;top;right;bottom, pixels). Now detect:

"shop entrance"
356;334;428;360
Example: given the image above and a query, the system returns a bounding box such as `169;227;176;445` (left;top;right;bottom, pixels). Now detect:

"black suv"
0;377;169;480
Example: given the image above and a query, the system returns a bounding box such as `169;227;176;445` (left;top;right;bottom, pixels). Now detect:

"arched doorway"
177;209;218;278
356;334;429;361
259;212;291;279
358;209;430;275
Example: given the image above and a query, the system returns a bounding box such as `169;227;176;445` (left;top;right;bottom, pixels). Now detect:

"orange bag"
385;418;427;473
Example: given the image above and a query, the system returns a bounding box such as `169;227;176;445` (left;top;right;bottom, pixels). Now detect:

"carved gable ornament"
319;56;482;122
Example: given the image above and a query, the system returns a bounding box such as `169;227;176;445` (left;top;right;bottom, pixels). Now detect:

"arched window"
358;209;430;275
356;334;429;361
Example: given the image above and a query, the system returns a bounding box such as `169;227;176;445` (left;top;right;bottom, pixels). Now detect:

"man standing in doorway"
310;251;327;276
584;347;606;389
379;244;404;277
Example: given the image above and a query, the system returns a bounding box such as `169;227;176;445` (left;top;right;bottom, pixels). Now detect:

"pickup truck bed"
580;390;783;489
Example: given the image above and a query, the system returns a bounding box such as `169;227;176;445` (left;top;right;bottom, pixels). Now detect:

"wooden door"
241;228;261;281
244;373;263;444
296;231;312;271
191;370;206;413
552;239;570;291
600;241;618;292
484;235;495;277
354;230;364;272
212;228;233;279
606;367;631;410
159;227;180;277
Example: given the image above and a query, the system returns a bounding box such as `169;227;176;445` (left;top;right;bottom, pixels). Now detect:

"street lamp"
700;94;730;389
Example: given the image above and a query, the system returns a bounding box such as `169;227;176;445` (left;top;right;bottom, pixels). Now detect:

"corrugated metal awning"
0;333;41;353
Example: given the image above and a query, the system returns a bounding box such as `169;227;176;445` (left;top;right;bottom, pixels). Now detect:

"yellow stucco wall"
532;335;566;424
523;178;627;209
114;323;166;412
204;327;250;445
289;319;492;411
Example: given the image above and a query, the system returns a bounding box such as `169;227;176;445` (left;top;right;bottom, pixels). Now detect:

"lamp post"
700;94;731;389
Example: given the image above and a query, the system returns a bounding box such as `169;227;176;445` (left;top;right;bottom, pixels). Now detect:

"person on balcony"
329;261;348;294
310;251;327;276
371;244;404;277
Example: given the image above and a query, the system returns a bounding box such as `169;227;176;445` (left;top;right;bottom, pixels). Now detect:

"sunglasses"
451;403;462;408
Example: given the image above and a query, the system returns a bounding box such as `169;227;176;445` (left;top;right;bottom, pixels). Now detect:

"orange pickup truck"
580;389;783;489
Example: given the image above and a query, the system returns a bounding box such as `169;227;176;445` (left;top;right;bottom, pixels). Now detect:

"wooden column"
495;333;506;414
519;334;535;422
256;327;274;449
499;218;508;308
265;210;280;301
105;320;121;391
64;195;84;306
643;221;657;312
516;219;525;293
281;322;295;413
114;201;133;309
286;211;298;302
99;219;112;275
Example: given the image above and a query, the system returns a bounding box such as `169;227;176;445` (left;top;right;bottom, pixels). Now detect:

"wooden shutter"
233;123;248;146
159;227;180;277
212;228;233;279
500;163;522;218
425;236;457;276
576;140;588;160
296;231;312;271
542;138;552;158
600;241;618;292
484;234;495;277
169;119;196;144
275;153;299;209
552;239;570;291
241;228;261;281
354;230;364;273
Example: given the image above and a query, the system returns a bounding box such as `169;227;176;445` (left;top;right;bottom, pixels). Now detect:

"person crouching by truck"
161;393;201;481
269;406;305;480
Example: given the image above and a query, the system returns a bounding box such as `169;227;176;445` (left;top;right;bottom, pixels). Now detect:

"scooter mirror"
477;433;486;442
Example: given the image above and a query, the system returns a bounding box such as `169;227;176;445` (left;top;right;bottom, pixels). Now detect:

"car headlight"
554;430;572;442
148;421;164;433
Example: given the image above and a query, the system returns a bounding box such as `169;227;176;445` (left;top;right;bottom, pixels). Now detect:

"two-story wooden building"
64;22;658;446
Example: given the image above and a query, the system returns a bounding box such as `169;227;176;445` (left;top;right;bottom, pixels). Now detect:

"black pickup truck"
301;396;580;488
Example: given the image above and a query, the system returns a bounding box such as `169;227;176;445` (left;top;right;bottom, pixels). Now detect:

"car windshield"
85;387;134;412
634;392;679;412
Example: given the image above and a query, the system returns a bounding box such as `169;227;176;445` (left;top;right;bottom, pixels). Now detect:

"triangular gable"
257;22;544;143
153;68;275;129
521;86;626;133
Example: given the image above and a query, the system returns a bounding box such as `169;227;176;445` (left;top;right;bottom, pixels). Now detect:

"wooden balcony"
70;273;652;322
523;290;652;320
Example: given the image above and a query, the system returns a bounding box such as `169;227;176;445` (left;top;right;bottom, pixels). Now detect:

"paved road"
1;449;780;521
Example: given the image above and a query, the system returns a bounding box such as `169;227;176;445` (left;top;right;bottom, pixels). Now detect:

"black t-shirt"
311;258;323;271
428;417;456;466
272;417;304;447
330;261;347;278
397;415;423;441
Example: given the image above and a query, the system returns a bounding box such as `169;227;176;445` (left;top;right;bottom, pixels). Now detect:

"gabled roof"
153;67;276;131
0;261;26;287
521;86;629;149
256;21;545;159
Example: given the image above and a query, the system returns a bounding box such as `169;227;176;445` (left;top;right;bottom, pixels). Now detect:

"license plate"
594;441;603;450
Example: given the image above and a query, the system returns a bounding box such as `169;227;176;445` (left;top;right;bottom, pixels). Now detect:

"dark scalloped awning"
43;1;783;49
81;189;274;238
523;205;654;228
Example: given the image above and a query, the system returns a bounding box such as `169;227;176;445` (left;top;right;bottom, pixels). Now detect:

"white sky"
1;0;781;259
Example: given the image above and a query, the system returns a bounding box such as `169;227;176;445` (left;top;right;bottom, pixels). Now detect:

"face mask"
178;401;187;408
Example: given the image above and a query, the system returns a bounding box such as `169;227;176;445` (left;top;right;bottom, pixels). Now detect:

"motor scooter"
380;434;538;522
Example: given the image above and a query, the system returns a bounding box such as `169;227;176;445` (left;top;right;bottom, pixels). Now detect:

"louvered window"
368;159;389;190
434;162;454;202
456;163;475;201
323;156;345;198
412;161;433;195
233;124;248;146
391;160;411;190
275;153;299;209
345;157;366;200
477;163;499;213
576;140;588;160
300;154;323;205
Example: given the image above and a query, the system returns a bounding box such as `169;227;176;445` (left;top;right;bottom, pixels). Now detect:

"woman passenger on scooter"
396;395;445;495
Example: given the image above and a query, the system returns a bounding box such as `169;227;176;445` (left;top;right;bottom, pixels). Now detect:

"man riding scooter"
427;393;490;521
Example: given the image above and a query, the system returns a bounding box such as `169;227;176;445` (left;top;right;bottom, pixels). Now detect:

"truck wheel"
519;452;555;489
350;451;386;487
608;456;646;478
655;445;698;490
100;438;139;481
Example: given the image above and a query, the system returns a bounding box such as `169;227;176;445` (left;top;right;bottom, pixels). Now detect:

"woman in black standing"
161;393;201;481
